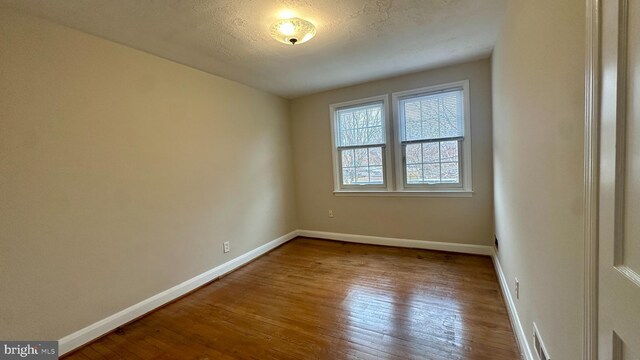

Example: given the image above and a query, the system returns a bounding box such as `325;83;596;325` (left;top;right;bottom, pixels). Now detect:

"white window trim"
329;94;393;192
333;190;473;198
329;80;473;197
391;80;473;193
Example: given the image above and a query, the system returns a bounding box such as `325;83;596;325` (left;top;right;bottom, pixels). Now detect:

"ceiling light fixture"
270;17;316;45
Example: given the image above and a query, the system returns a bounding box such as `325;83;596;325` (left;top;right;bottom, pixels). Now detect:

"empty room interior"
2;0;639;359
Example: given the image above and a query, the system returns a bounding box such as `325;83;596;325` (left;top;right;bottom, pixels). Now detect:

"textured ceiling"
1;0;506;98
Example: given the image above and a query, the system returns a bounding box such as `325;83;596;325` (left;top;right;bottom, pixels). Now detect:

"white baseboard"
58;229;504;356
58;230;299;356
297;230;493;255
491;248;534;360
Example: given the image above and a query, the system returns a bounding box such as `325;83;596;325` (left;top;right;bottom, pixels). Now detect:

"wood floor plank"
63;237;520;359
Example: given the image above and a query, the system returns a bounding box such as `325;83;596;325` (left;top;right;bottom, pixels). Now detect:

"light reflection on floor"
341;275;466;359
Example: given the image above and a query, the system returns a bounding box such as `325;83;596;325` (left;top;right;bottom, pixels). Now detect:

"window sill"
333;190;473;198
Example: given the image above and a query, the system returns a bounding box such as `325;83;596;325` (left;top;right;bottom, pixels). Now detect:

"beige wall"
491;0;585;359
0;9;297;340
290;59;494;245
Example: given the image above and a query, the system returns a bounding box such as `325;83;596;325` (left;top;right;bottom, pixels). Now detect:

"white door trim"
584;0;600;359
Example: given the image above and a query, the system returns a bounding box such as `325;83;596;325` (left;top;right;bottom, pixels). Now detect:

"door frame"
584;0;600;359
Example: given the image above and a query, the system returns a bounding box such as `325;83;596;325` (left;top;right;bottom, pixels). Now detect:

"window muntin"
398;88;466;189
336;103;385;147
341;147;384;185
334;101;387;188
405;140;460;184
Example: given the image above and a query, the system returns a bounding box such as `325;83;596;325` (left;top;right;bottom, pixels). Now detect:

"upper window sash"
335;101;386;149
398;87;465;144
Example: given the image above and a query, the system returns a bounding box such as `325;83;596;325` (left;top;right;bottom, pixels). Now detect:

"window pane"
342;167;356;185
337;102;385;147
368;147;383;166
341;149;355;167
405;101;421;122
354;127;383;145
405;120;421;141
441;162;459;183
368;127;383;144
423;164;440;183
406;143;422;165
370;166;384;184
340;130;355;146
404;140;461;185
440;141;458;162
355;148;369;166
367;108;382;126
340;113;355;130
406;164;422;184
401;89;464;142
422;142;440;163
354;110;367;128
422;99;440;140
355;167;370;183
348;165;383;185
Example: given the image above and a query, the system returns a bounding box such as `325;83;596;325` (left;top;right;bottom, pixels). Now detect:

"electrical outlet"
515;278;520;299
328;209;334;218
223;241;230;253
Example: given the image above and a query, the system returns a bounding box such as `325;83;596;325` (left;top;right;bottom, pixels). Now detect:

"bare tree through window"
400;90;464;185
337;103;386;185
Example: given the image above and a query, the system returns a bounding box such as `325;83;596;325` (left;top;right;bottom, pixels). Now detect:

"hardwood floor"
64;237;520;360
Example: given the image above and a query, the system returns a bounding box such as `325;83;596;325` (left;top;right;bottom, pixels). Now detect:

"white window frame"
329;80;473;197
392;80;473;194
330;95;393;192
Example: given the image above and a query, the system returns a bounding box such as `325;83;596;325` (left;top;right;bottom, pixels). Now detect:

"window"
395;85;470;190
330;95;390;191
330;81;472;196
393;81;472;193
